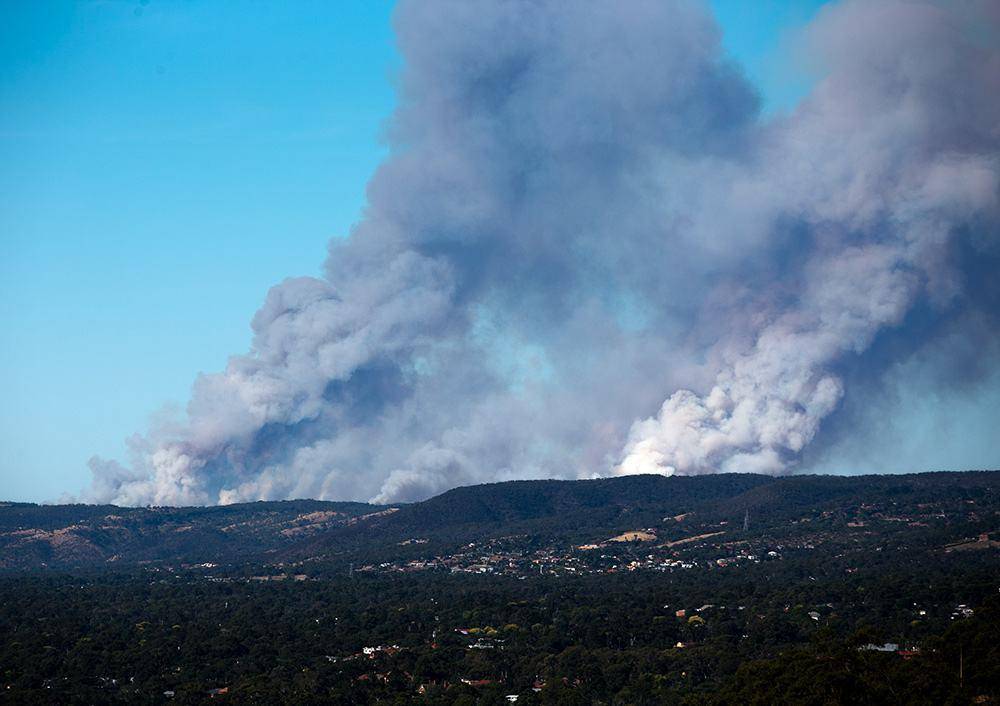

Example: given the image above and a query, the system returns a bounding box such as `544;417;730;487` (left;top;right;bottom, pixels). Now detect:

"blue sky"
0;0;829;503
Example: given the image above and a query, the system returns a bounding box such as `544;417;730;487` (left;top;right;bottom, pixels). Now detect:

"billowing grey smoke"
88;0;1000;506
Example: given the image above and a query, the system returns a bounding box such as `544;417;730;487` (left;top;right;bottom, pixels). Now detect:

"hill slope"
2;470;998;572
0;499;379;570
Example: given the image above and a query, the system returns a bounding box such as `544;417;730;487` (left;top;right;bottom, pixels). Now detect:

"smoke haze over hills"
88;0;1000;506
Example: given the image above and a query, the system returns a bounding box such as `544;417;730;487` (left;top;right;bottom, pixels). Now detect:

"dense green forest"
1;471;998;703
2;555;997;704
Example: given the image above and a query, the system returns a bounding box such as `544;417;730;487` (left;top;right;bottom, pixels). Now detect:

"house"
362;644;400;658
460;678;493;687
859;643;899;653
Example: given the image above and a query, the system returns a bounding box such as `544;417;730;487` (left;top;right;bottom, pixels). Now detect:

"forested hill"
2;471;1000;703
0;498;380;571
1;470;998;572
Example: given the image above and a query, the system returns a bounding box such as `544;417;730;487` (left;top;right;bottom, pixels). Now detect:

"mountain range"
2;470;997;572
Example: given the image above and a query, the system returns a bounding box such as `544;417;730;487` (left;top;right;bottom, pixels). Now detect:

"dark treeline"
1;549;997;704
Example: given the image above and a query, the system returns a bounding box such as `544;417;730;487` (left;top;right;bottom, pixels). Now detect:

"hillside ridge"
2;470;998;572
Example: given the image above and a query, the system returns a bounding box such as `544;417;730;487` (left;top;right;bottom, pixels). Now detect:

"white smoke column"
86;0;1000;506
618;0;1000;476
618;247;917;475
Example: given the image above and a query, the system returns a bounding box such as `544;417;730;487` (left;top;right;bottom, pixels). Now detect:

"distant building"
460;678;493;687
859;643;899;652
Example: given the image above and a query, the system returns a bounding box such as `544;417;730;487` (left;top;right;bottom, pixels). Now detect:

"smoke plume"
88;0;1000;506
